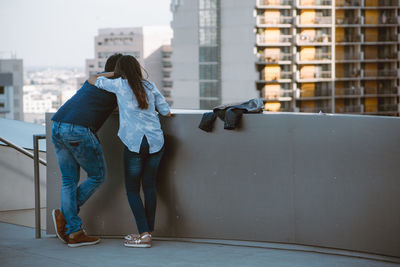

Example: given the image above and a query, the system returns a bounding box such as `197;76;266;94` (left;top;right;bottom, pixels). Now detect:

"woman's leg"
123;146;150;234
141;147;165;233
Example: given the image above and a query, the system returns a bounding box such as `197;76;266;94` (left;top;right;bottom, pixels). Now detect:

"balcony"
297;88;332;100
336;35;361;44
336;105;363;113
335;87;363;97
3;110;400;266
335;17;361;25
256;16;293;27
365;87;399;96
296;52;332;64
364;70;398;78
335;0;361;7
362;17;399;27
297;0;332;9
377;104;399;112
336;52;399;63
297;16;332;27
299;106;332;113
297;70;332;82
296;34;331;46
40;111;400;260
256;34;292;46
262;89;293;101
256;0;292;8
259;71;292;83
376;0;400;6
257;52;292;64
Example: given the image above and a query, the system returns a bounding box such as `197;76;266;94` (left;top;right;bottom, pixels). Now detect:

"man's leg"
71;131;106;208
54;123;103;247
52;124;82;235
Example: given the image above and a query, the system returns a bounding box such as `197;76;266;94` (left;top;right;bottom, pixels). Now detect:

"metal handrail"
33;134;46;238
0;135;46;238
0;137;47;166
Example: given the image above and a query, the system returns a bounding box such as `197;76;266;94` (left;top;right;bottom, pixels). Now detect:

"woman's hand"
88;72;115;85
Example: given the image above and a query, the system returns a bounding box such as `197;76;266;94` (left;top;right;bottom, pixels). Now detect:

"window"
200;47;217;62
0;102;4;108
0;86;4;95
199;0;220;109
200;82;218;98
200;64;217;80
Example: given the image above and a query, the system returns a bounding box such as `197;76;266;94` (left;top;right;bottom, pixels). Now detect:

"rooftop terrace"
1;222;399;266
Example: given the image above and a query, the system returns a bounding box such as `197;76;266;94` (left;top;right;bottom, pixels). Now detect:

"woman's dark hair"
104;53;123;72
114;55;148;109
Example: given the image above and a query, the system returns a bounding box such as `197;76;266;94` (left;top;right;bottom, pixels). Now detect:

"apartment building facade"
86;26;173;105
0;59;23;120
171;0;400;115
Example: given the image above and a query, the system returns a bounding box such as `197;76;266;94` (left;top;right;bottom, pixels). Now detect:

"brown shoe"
68;229;100;248
52;209;68;244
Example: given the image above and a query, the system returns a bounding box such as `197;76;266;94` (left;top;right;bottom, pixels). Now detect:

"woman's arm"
88;72;114;85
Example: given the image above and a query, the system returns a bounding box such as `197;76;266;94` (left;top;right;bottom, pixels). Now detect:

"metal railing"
378;104;399;112
257;16;293;25
300;106;332;113
300;70;332;79
336;105;363;113
299;0;332;6
257;34;292;44
257;0;291;6
258;52;292;62
0;135;46;239
335;0;361;6
336;17;361;25
261;71;292;81
297;34;331;44
335;87;362;95
300;16;332;25
364;70;398;77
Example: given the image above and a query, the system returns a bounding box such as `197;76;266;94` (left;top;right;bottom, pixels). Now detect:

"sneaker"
67;229;100;248
52;209;68;244
124;233;152;248
124;233;139;241
124;232;152;241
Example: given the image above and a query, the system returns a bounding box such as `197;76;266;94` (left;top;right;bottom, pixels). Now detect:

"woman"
88;55;171;248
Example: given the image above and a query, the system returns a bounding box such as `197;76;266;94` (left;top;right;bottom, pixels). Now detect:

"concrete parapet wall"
46;113;400;257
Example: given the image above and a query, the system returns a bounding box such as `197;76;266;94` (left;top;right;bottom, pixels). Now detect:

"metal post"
33;134;45;239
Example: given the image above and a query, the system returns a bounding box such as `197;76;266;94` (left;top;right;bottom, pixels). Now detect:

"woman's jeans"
124;136;164;234
51;122;106;234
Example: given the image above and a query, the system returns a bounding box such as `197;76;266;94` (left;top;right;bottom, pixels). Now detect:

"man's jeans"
52;122;106;234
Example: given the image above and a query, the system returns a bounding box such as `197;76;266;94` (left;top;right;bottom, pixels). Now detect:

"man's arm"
88;72;114;85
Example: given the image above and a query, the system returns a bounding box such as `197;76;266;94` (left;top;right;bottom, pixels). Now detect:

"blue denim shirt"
95;77;170;153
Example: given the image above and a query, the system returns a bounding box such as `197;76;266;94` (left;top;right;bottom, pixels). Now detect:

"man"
51;53;122;247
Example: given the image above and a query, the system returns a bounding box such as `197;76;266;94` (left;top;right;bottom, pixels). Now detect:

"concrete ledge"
46;112;400;257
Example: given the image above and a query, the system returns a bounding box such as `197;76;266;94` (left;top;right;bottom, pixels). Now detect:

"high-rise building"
171;0;400;115
86;26;173;105
0;59;23;120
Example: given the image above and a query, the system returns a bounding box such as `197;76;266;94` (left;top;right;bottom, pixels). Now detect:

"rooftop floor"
0;222;399;267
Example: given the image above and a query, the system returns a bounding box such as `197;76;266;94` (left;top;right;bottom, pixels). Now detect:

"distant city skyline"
0;0;172;68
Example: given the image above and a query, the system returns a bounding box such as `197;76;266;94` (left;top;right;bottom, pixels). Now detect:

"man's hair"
104;53;123;72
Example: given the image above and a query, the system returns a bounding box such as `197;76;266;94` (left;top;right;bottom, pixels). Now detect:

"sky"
0;0;172;68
